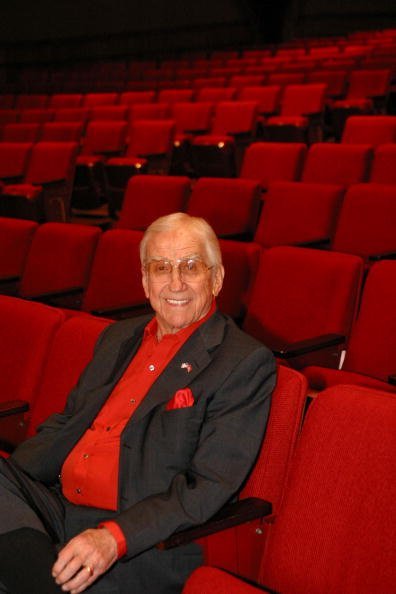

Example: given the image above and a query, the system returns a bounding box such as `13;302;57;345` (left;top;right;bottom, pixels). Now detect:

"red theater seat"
301;142;373;185
0;218;38;287
370;143;396;183
341;115;396;145
183;384;396;594
240;142;306;190
0;142;33;184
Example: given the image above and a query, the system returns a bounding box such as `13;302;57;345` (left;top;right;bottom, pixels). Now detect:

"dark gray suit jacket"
12;310;276;592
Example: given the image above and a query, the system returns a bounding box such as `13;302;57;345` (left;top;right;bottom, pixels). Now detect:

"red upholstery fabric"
24;141;78;184
2;123;41;142
306;69;348;98
0;295;64;405
243;246;363;347
48;94;83;108
237;85;281;115
341;115;396;145
26;315;111;436
211;101;259;135
260;385;396;594
116;174;190;230
217;240;261;320
254;181;344;247
16;94;49;109
334;68;391;106
158;89;194;104
240;142;306;188
187;177;261;237
171;102;213;135
332;183;396;258
302;143;372;185
119;91;156;105
40;122;84;142
19;223;101;298
0;217;38;279
304;259;396;391
278;84;326;117
0;142;33;180
53;108;90;123
89;105;128;121
126;120;175;156
3;183;42;200
370;143;396;183
82;92;119;107
184;385;396;594
195;87;236;102
128;103;170;121
82;229;146;313
266;115;308;128
19;108;53;124
80;121;128;155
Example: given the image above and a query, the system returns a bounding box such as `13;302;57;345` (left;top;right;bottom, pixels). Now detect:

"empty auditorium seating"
53;107;90;123
48;94;83;108
0;142;33;184
242;246;364;368
369;143;396;183
341;115;396;145
72;120;128;210
2;122;41;142
182;384;396;594
263;84;327;143
19;108;53;124
40;121;84;142
0;218;38;287
301;142;372;185
89;105;129;121
82;92;119;107
195;87;236;102
170;102;214;174
237;85;281;117
115;174;191;229
191;101;259;177
303;259;396;393
254;181;344;248
158;89;194;104
0;141;79;222
16;94;49;109
186;177;261;239
81;229;148;317
331;183;396;262
17;223;101;308
119;91;156;105
0;295;64;410
240;142;306;189
128;103;170;121
332;68;392;113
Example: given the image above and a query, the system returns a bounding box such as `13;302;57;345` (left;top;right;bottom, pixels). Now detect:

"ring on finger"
84;564;94;577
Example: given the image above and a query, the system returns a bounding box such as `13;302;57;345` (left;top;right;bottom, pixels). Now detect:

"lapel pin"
181;362;193;373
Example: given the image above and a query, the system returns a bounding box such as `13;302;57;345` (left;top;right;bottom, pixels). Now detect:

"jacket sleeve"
115;345;276;560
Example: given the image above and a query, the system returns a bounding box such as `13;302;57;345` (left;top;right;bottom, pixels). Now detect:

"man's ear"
141;268;150;299
212;265;225;297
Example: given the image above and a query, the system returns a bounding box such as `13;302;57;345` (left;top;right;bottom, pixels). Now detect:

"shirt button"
76;488;81;494
130;398;136;404
83;453;89;459
148;364;155;371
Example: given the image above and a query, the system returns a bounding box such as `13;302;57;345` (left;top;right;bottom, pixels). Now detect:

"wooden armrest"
272;334;345;359
0;400;29;419
157;497;272;550
388;374;396;386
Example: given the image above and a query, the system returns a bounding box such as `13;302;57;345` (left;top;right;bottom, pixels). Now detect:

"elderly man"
0;213;276;594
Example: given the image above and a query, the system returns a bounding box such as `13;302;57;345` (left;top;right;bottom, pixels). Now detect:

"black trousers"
0;458;202;594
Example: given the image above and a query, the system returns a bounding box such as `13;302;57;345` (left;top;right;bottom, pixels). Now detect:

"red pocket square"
165;388;194;411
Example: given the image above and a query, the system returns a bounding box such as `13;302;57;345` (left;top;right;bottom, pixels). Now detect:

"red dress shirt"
61;302;216;556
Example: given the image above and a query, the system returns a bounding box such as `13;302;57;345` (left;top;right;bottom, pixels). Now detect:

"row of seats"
0;295;394;594
1;218;395;395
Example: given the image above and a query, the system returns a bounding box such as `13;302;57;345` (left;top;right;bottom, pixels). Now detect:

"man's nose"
168;265;184;289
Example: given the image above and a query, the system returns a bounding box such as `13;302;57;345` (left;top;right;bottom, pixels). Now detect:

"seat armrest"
272;333;345;359
157;497;272;550
388;374;396;386
0;400;29;418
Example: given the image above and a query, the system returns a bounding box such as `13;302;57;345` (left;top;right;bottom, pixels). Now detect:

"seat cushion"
267;116;308;128
303;365;396;393
3;184;43;200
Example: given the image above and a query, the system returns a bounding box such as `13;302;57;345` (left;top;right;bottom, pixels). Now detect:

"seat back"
196;87;236;102
332;183;396;258
19;108;53;124
370;143;396;183
27;315;112;436
2;123;41;142
171;102;213;134
280;84;326;116
302;143;373;185
119;91;156;105
342;115;396;145
243;246;363;348
254;181;344;248
48;94;83;108
212;101;259;135
204;366;307;580
24;141;79;185
240;142;306;188
261;385;396;594
40;122;84;142
16;94;49;109
0;218;38;280
88;105;129;121
128;103;170;122
186;177;261;238
306;69;348;97
82;229;147;313
158;89;194;104
342;259;396;381
346;68;392;99
82;92;119;107
116;175;191;230
81;121;128;155
19;223;101;298
237;85;281;115
126;120;175;157
0;296;64;405
0;142;33;181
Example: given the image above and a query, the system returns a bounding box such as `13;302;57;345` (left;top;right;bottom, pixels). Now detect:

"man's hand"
52;527;118;593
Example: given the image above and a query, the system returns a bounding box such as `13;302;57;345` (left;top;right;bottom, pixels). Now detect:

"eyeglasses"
145;257;213;280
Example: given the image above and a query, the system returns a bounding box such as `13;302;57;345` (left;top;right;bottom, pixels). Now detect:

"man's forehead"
146;228;205;257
